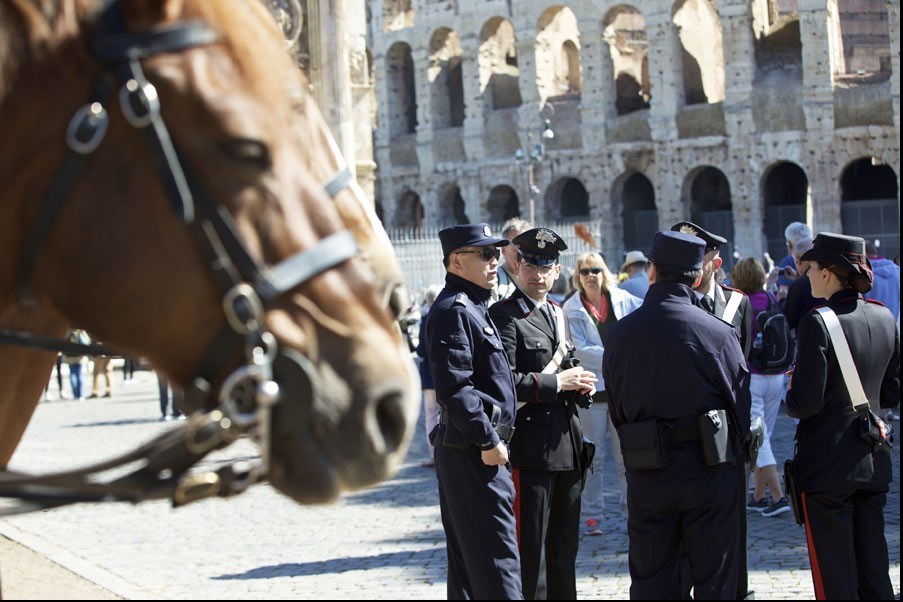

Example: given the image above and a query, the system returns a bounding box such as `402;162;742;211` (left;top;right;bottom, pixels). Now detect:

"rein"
0;1;358;514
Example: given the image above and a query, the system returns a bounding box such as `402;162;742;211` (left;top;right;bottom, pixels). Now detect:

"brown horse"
0;0;419;506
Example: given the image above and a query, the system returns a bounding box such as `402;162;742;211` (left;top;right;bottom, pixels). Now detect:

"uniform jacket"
786;290;900;492
602;282;752;439
489;288;583;472
562;287;643;385
425;272;517;450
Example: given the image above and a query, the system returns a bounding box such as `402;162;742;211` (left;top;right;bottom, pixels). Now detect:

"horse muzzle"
265;347;418;503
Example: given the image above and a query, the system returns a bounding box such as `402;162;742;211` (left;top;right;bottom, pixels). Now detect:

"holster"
783;458;805;525
858;406;894;455
619;420;669;470
579;436;596;491
696;409;736;466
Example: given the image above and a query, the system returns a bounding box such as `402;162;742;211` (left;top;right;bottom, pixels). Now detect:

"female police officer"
786;232;899;600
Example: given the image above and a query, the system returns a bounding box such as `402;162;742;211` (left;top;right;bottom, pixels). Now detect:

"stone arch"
429;28;465;128
486;185;521;223
536;6;582;103
683;165;735;265
828;0;892;82
546;176;590;220
840;158;900;259
614;171;657;254
671;0;725;106
479;17;522;110
602;5;651;116
386;42;417;138
436;183;470;227
761;161;809;260
383;0;413;33
395;188;424;228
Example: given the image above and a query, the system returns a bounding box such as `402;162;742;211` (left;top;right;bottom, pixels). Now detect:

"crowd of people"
417;217;899;600
45;338;184;422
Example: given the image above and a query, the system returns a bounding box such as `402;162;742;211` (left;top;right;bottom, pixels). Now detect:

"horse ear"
122;0;185;29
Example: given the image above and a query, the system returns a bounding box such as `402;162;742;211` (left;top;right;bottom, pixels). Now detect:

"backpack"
749;294;795;373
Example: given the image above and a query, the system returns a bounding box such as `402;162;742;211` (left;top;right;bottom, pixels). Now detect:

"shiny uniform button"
484;326;494;335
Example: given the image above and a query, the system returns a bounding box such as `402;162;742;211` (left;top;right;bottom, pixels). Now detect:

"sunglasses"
579;267;604;276
456;247;501;262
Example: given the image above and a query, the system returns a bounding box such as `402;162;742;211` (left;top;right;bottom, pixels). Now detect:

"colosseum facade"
366;0;901;263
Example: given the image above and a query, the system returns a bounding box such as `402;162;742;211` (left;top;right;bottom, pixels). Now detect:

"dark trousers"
801;489;894;600
512;467;582;600
435;444;523;600
626;445;740;600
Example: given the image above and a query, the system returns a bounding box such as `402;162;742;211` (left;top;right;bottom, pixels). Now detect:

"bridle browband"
0;2;360;514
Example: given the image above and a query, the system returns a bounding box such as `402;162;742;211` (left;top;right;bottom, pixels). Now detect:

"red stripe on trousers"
801;492;826;600
512;467;521;548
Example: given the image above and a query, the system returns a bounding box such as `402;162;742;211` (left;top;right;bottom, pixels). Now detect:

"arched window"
386;42;417;138
536;7;582;103
545;177;589;220
479;17;522;110
829;0;892;82
383;0;413;33
602;6;651;116
487;185;520;223
429;29;465;128
841;158;899;260
686;166;734;266
620;172;657;254
395;189;424;229
762;162;808;259
672;0;725;106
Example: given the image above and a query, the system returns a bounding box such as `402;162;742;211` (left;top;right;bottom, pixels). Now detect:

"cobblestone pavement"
0;368;899;599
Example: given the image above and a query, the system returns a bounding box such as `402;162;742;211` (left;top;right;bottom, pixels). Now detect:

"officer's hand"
481;442;509;466
557;366;597;394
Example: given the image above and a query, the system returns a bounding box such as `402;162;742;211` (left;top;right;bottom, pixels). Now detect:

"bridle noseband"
0;2;361;513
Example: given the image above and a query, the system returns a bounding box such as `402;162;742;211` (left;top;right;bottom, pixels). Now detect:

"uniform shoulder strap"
815;307;869;410
721;288;744;324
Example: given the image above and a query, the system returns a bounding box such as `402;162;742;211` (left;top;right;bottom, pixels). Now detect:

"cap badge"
536;229;556;249
483;225;492;237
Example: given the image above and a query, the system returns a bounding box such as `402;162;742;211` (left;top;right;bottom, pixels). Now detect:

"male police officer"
489;228;596;600
671;221;753;358
602;231;751;599
424;223;523;600
671;221;755;600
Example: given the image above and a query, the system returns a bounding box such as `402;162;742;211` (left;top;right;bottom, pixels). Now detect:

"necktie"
540;303;557;338
700;295;715;314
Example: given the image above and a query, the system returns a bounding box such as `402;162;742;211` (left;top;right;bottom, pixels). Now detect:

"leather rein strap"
0;2;358;514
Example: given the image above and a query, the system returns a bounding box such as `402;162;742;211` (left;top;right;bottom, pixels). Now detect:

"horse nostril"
374;390;407;455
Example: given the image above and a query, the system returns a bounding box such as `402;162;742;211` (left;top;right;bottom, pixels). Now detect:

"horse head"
0;0;419;503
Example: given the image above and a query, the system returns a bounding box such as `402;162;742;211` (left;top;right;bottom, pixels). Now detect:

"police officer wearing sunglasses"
423;223;522;600
489;228;597;600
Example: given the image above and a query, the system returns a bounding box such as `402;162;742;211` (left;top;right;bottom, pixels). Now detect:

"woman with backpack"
730;258;791;517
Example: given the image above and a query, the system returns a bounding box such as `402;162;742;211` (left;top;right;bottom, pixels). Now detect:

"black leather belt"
439;413;515;443
665;424;699;443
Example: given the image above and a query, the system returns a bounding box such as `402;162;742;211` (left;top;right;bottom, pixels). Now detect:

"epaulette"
865;298;888;309
452;292;468;307
722;284;747;296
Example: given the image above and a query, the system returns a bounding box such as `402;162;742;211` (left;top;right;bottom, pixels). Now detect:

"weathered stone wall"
367;0;900;261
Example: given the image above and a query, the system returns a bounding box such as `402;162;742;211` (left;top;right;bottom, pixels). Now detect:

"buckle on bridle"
119;77;160;128
66;102;109;154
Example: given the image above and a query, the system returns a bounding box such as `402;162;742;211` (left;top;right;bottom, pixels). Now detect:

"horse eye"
218;138;272;170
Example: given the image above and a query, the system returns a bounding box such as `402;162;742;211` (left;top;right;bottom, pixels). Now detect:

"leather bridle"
0;1;360;513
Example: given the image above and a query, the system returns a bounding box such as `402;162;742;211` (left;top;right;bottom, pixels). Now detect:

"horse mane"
0;0;305;114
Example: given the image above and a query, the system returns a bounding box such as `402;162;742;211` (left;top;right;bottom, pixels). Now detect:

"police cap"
670;221;727;253
649;231;706;272
513;228;568;266
801;232;874;293
439;223;509;258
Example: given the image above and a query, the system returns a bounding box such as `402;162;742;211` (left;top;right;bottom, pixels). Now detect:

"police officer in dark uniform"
424;223;523;600
488;228;597;600
786;233;899;599
671;221;753;358
602;231;752;600
672;221;755;600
